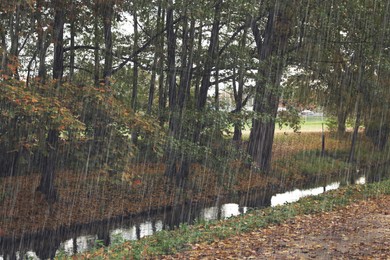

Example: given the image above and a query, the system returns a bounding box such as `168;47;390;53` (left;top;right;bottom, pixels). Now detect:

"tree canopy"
0;0;389;201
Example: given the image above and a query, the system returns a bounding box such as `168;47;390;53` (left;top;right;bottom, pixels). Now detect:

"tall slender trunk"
165;11;196;183
147;54;158;114
69;0;75;82
147;3;163;114
193;22;203;102
196;0;222;111
36;0;48;83
193;0;222;144
102;1;113;87
232;26;248;142
52;2;64;82
157;7;166;125
131;10;139;145
93;3;100;87
132;10;139;112
214;68;219;110
176;16;196;181
164;2;178;178
0;18;7;73
9;3;20;79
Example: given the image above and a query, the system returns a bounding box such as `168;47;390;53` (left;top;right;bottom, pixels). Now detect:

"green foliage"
276;106;302;132
325;116;338;133
0;79;161;174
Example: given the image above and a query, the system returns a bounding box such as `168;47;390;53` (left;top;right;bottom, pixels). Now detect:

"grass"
277;116;326;133
240;117;326;138
70;178;390;259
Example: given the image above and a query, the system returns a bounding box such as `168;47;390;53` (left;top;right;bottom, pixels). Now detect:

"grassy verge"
67;177;390;259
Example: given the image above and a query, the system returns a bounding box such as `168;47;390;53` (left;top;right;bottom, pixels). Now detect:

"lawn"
241;116;326;138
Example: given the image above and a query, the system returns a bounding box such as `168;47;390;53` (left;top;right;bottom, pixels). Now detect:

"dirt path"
163;195;390;259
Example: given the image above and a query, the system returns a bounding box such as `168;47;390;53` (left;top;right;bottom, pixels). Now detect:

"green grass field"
240;116;326;139
279;116;326;133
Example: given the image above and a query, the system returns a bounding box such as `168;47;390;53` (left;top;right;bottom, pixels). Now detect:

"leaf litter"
162;195;390;259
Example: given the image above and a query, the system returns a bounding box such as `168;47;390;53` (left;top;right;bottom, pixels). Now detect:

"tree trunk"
52;2;64;82
176;16;196;182
337;110;347;135
164;2;178;178
69;0;76;82
147;4;163;114
193;0;222;144
0;18;7;73
193;21;203;102
9;3;20;79
196;0;222;111
232;27;248;142
164;7;196;183
93;2;100;87
247;5;291;173
37;0;65;203
348;97;361;163
348;62;365;163
102;1;113;87
147;54;158;114
38;129;59;202
36;0;49;83
131;9;139;145
157;7;166;125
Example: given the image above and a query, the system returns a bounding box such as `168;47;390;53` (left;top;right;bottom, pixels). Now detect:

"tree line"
0;0;389;202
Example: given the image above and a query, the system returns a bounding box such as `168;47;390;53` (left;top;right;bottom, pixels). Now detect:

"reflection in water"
200;206;218;221
271;182;340;206
198;203;247;222
271;175;369;207
2;164;389;259
60;235;97;255
355;176;366;185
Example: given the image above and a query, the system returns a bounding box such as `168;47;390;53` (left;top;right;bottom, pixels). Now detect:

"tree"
247;1;296;172
102;0;114;87
36;0;65;202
